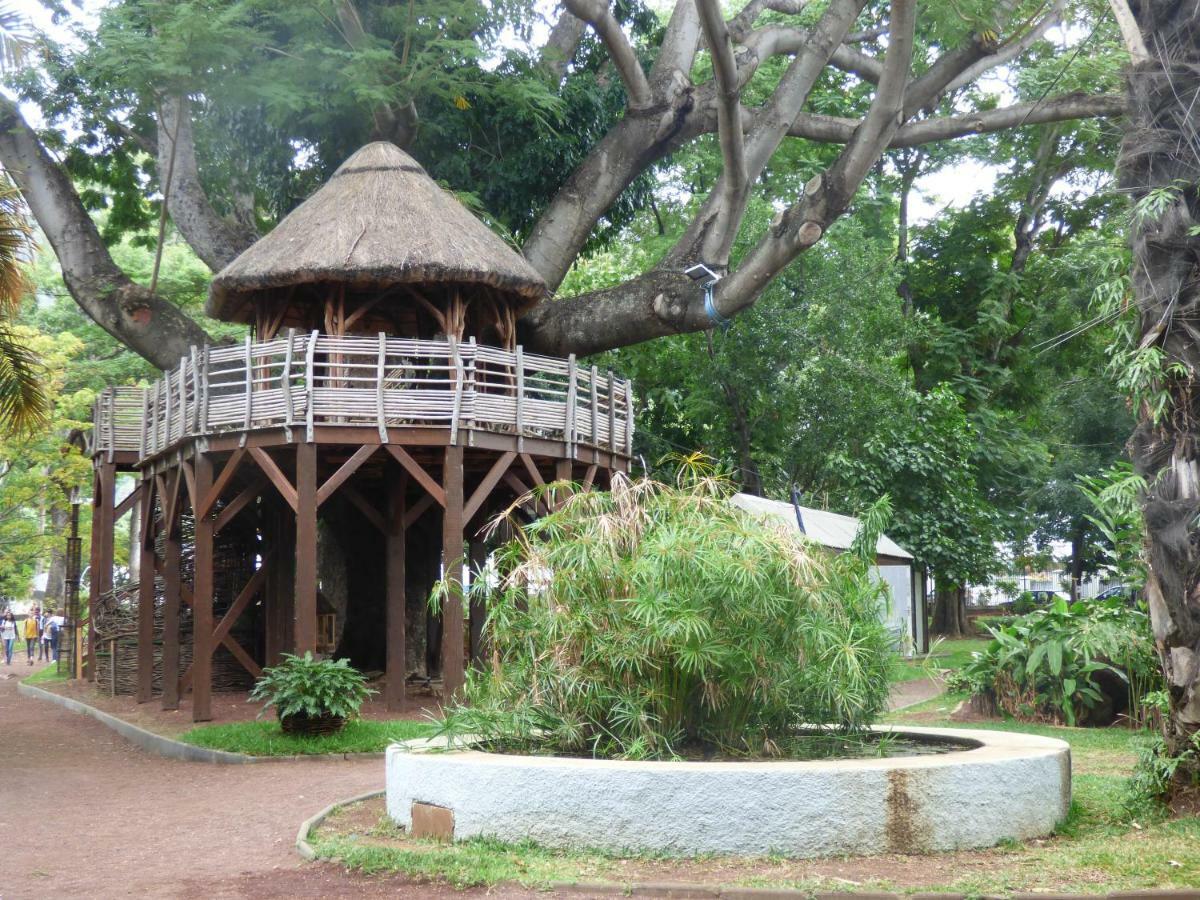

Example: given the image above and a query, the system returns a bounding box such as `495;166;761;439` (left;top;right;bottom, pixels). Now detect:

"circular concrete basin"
385;725;1071;857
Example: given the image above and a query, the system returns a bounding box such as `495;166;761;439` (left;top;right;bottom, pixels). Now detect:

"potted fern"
249;652;374;736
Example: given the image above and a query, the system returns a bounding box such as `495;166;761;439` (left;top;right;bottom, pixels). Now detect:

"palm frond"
0;324;48;433
0;4;33;72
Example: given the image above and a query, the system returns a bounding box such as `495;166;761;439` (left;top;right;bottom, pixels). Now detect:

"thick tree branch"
335;0;419;145
1107;0;1150;64
157;96;258;273
782;92;1126;147
541;6;586;80
717;0;918;317
696;0;747;264
0;96;212;369
742;27;883;83
563;0;652;108
663;0;866;268
943;0;1067;95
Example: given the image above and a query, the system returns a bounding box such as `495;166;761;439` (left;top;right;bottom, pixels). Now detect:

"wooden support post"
161;502;182;711
191;453;215;722
386;470;407;712
441;445;466;700
294;442;318;655
469;539;488;669
85;470;101;681
136;477;156;703
88;461;116;682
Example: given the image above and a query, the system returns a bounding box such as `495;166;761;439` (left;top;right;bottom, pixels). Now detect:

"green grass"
311;706;1200;894
23;663;70;685
889;637;990;684
179;718;439;756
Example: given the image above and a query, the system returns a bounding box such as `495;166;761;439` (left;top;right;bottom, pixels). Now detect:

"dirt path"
0;667;539;899
887;674;944;711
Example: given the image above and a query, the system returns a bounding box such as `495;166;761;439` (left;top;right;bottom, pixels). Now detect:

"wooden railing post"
607;370;616;454
565;354;577;458
376;332;389;443
449;336;464;447
590;365;599;461
515;345;525;452
282;328;295;441
243;334;253;433
305;330;318;442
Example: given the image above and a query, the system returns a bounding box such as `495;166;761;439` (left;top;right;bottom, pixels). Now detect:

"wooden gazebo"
86;142;633;721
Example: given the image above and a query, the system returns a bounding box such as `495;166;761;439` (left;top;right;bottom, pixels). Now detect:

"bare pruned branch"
783;92;1125;147
541;6;587;80
563;0;653;108
717;0;918;318
1107;0;1150;64
944;0;1067;95
696;0;747;264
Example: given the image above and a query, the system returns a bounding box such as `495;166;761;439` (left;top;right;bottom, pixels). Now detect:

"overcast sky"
11;0;1021;224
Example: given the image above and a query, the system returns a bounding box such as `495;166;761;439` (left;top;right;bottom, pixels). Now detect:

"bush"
438;471;895;760
249;652;374;725
947;596;1161;726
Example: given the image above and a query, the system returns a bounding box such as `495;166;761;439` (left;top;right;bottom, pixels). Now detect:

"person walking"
1;611;16;665
32;606;45;660
22;610;38;665
46;609;64;662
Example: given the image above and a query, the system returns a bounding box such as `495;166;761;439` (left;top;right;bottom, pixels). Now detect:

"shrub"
249;652;374;725
438;471;895;760
947;596;1161;726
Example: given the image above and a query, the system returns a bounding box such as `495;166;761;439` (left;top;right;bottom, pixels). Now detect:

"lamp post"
63;487;83;679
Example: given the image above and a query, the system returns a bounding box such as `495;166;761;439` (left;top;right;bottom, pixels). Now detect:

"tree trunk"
42;503;69;609
930;578;967;638
1069;520;1085;603
1120;0;1200;774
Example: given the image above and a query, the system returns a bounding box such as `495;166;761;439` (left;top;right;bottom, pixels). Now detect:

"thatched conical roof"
207;142;546;323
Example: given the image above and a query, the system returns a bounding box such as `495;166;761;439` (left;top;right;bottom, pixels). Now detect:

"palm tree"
0;176;46;433
0;6;46;434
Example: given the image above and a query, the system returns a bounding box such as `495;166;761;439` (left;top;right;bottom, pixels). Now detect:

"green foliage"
837;385;1000;585
439;470;894;760
948;597;1161;727
181;717;435;756
248;651;374;722
1078;462;1147;588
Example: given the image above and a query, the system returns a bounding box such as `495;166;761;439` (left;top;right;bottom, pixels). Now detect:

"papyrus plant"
439;469;893;760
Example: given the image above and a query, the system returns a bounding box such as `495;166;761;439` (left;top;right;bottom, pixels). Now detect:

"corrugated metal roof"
729;493;913;561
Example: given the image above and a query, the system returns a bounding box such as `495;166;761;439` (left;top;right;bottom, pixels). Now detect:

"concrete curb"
296;789;386;861
18;680;257;764
301;794;1200;899
16;680;388;764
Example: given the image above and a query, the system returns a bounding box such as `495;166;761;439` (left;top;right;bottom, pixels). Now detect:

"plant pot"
280;711;346;736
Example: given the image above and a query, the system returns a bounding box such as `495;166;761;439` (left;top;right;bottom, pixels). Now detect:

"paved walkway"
0;666;944;899
0;667;535;899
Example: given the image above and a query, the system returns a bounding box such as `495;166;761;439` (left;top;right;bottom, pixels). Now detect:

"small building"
729;493;926;654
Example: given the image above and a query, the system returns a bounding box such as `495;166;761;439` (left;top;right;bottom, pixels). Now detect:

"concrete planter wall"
385;726;1071;857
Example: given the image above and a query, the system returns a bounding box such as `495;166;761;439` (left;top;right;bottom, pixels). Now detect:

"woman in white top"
0;611;17;665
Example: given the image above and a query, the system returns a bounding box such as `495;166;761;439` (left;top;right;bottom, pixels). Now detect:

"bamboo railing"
92;333;634;464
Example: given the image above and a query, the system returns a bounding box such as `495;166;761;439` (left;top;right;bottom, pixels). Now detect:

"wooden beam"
583;464;598;490
213;476;267;535
160;503;182;711
386;469;407;712
197;448;246;520
464;451;516;524
114;482;141;521
221;634;263;680
441;445;466;701
294;442;318;655
211;558;271;647
342;484;388;534
136;478;156;703
403;493;435;530
180;583;264;680
520;453;546;487
191;453;215;723
180;459;197;513
89;461;116;682
250;446;299;512
503;471;547;516
316;444;377;507
384;444;446;507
